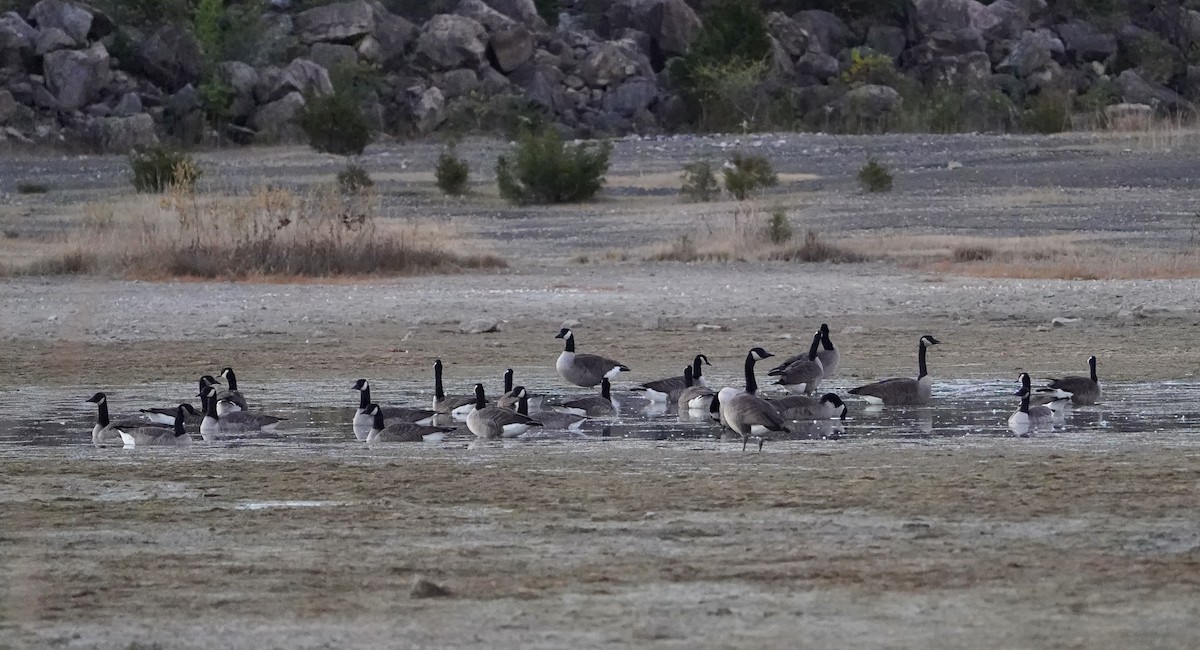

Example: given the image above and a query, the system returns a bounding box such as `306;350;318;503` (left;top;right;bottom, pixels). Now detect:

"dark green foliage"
496;129;612;205
534;0;560;25
680;161;720;202
670;0;772;130
329;61;385;101
1023;91;1070;134
198;80;235;126
16;181;49;194
858;158;893;192
435;148;470;196
337;164;374;194
722;153;778;200
128;147;202;193
762;0;909;22
766;210;793;244
95;0;195;27
298;92;373;156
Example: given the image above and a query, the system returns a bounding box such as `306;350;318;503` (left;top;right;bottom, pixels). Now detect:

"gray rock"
433;68;478;99
365;3;414;69
309;42;357;71
293;0;374;44
270;58;333;102
510;63;563;110
836;84;901;121
924;27;985;57
578;41;649;87
0;12;37;54
251;91;305;141
978;0;1028;40
606;0;701;58
134;22;203;92
29;0;91;44
601;77;658;116
766;12;809;59
795;51;839;82
0;89;16;124
455;0;517;33
485;0;546;29
793;9;853;55
415;14;487;70
490;24;534;72
1054;19;1116;62
997;29;1061;78
218;60;259;97
86;112;157;152
34;26;75;55
1114;69;1189;113
911;0;986;36
30;82;59;110
459;317;500;334
410;85;445;134
250;12;295;65
42;42;109;111
112;91;142;117
866;25;906;59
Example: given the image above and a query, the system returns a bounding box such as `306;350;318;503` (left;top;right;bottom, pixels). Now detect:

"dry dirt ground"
3;132;1200;648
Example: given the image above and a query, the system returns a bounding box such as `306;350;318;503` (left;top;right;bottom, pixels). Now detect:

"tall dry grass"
645;206;865;263
1086;111;1200;153
12;181;504;280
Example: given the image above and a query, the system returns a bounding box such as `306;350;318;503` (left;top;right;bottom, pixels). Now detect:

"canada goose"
1008;391;1035;436
768;330;824;395
350;379;438;440
631;354;711;403
114;404;197;447
216;367;248;412
365;404;455;443
677;365;716;411
1020;372;1069;415
432;359;476;418
1045;355;1101;405
466;383;543;439
718;348;789;450
141;377;212;427
555;328;630;388
199;386;285;440
769;392;847;420
497;369;522;409
556;377;617;417
87;392;164;446
515;389;587;431
848;335;941;406
1009;374;1055;428
768;323;839;377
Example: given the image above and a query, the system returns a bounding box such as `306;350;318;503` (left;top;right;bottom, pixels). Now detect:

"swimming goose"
432;359;476;418
512;388;587;431
497;369;522;409
1045;355;1101;405
199;386;285;440
87;392;164;446
556;377;617;417
216;367;248;413
141;377;212;427
555;328;630;388
849;335;941;406
677;365;717;411
768;323;839;377
1019;372;1069;415
769;392;847;420
365;404;455;443
114;404;197;447
631;354;711;403
718;348;789;450
350;379;438;440
466;384;543;439
768;330;824;395
1009;374;1055;429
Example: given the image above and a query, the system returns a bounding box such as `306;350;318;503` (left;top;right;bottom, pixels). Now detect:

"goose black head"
920;335;941;346
474;383;486;398
219;367;234;378
201;374;220;386
179;403;198;416
351;379;368;391
512;386;528;398
86;392;106;404
749;347;773;360
555;328;572;340
820;393;844;407
820;323;830;335
696;354;711;366
365;403;381;416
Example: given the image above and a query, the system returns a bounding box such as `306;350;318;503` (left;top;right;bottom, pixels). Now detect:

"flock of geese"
83;326;1103;449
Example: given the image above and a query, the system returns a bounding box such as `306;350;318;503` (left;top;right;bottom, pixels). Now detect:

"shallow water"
2;377;1198;452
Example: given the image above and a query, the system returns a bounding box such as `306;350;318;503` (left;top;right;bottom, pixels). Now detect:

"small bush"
670;0;772;129
723;153;778;200
952;245;996;262
129;147;202;193
435;147;470;196
16;182;49;194
1023;91;1071;134
298;91;372;156
19;249;97;275
337;164;374;194
680;161;720;202
766;210;793;244
769;230;866;263
496;129;612;205
858;158;893;193
841;49;899;87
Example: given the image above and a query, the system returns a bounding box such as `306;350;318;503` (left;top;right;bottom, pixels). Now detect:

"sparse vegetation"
336;163;374;194
769;230;865;263
16;182;49;194
496;128;612;205
841;50;900;87
297;91;372;156
435;147;470;196
952;245;996;262
766;210;793;244
858;158;893;193
647;207;861;263
680;161;720;202
723;153;778;200
128;147;202;193
1023;91;1071;135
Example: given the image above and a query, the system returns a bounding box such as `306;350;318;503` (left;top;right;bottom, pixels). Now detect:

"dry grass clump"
16;184;504;280
951;245;995;262
646;207;864;263
769;230;866;263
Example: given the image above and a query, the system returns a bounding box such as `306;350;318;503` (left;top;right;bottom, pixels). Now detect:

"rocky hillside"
0;0;1196;151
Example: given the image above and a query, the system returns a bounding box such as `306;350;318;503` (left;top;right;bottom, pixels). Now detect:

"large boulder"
490;24;534;72
485;0;546;30
601;77;658;116
795;51;839;83
834;84;901;122
251;91;305;141
86;112;157;152
767;12;809;59
1114;69;1189;113
976;0;1028;41
134;22;203;92
866;25;905;59
309;42;357;71
455;0;517;33
250;12;295;65
270;58;333;101
1055;19;1117;63
793;10;853;55
0;88;17;124
293;0;374;44
364;3;415;69
0;12;36;55
432;68;479;99
409;85;445;134
217;60;259;119
415;14;487;70
911;0;986;36
578;40;650;87
28;0;91;45
997;29;1062;78
606;0;701;58
34;26;75;55
509;62;563;110
42;42;109;111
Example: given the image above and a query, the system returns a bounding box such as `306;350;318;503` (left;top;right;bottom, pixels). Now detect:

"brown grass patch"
11;185;504;280
645;207;864;263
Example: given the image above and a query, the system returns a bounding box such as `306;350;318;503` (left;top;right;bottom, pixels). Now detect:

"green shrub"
722;153;777;200
298;91;372;156
495;129;612;204
841;49;899;87
686;58;772;133
198;80;235;126
680;161;720;202
858;158;893;192
670;0;772;129
128;147;202;193
766;210;793;244
534;0;560;25
1023;91;1070;134
337;163;374;194
435;147;470;196
16;181;49;194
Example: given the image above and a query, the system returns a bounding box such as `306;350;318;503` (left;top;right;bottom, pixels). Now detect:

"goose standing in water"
1009;374;1056;431
466;384;542;439
215;367;248;413
1044;355;1101;405
632;354;711;403
87;392;164;446
350;379;437;440
199;386;285;440
768;330;825;395
365;404;455;443
114;404;197;447
516;389;587;431
718;347;789;451
556;377;617;417
555;328;630;387
431;359;476;420
769;392;848;420
849;335;941;406
677;365;717;411
768;323;840;377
